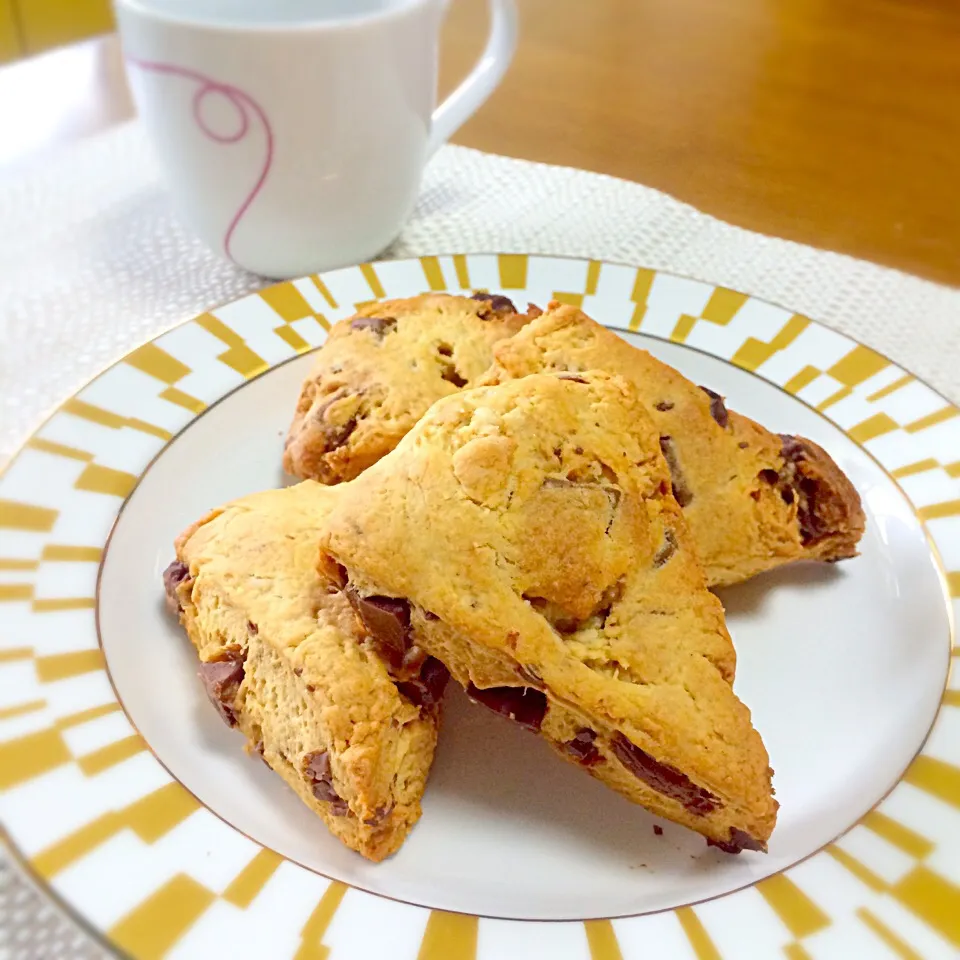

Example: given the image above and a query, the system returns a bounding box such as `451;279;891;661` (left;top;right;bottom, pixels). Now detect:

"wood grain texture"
16;0;113;56
0;0;22;63
1;0;958;284
439;0;960;286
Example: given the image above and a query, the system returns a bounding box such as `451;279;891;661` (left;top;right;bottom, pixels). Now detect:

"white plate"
1;255;957;960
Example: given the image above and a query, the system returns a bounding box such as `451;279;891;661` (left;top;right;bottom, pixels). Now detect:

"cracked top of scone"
318;373;778;846
284;293;535;484
485;303;865;586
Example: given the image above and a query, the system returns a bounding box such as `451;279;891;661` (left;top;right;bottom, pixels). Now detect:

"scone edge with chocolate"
486;302;865;586
164;482;447;861
317;372;778;853
284;292;535;484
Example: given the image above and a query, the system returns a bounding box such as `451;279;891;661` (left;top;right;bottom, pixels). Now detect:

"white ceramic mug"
115;0;517;278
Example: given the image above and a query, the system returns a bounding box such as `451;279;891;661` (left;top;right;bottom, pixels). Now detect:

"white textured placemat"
1;120;958;958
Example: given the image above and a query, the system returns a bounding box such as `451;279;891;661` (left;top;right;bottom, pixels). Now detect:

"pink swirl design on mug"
128;58;273;265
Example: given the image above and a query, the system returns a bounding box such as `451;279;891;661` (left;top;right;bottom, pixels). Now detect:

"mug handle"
427;0;519;155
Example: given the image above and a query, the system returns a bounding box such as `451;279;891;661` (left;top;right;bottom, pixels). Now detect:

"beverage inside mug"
115;0;518;278
127;1;430;22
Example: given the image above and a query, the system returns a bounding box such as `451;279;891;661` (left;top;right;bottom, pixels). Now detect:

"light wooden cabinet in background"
0;0;21;61
0;0;114;63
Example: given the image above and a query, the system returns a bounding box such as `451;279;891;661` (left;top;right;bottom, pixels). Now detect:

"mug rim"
114;0;438;33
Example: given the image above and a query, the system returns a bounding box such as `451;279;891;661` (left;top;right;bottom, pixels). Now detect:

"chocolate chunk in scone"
166;481;443;862
318;373;778;853
284;293;534;484
485;302;865;587
162;560;190;615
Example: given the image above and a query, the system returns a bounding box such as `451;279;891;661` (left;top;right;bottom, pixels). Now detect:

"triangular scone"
284;293;534;483
164;481;447;861
486;303;865;587
318;373;778;852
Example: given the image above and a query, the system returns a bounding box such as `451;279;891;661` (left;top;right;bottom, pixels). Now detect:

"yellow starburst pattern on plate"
1;255;957;960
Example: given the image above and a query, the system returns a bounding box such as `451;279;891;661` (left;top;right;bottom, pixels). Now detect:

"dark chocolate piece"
655;400;674;412
610;733;719;816
350;316;397;337
779;434;829;544
466;684;547;732
162;560;190;614
757;465;796;505
471;291;516;313
345;588;411;658
706;827;765;854
198;655;245;727
699;386;729;428
658;436;694;507
304;750;332;782
312;389;359;450
561;729;603;766
779;434;808;463
441;364;468;388
323;418;357;450
303;750;349;816
398;657;449;711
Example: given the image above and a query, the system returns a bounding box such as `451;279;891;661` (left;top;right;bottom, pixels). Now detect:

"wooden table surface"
1;0;958;286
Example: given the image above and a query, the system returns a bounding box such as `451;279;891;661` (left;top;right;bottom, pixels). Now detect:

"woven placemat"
1;120;958;957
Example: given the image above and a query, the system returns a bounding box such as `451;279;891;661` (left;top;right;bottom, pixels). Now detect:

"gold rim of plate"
0;254;957;960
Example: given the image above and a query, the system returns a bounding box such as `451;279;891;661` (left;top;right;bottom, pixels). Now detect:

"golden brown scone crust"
168;481;442;861
318;373;778;852
486;303;865;586
284;293;533;484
